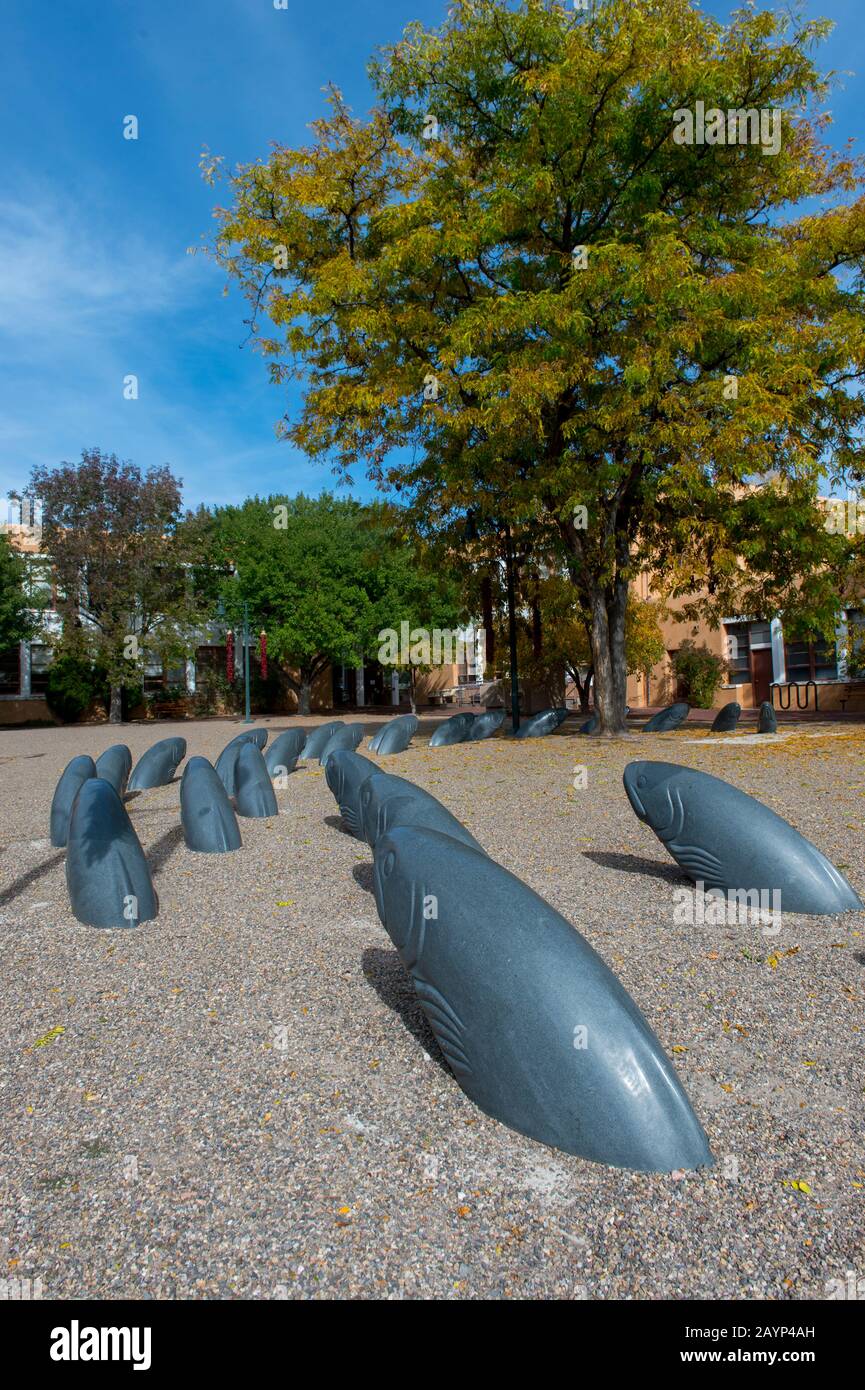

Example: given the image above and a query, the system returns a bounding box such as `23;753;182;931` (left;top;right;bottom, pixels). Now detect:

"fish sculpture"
579;713;599;735
512;708;562;739
264;728;307;778
66;778;158;928
430;712;475;747
180;757;242;853
234;742;278;818
710;703;741;734
758;702;777;734
299;721;344;761
128;737;187;790
467;709;505;740
94;744;132;796
372;714;418;756
623;760;862;915
372;825;714;1171
319;722;366;764
49;754;97;847
359;772;484;853
642;702;690;733
215;729;268;796
323;749;379;839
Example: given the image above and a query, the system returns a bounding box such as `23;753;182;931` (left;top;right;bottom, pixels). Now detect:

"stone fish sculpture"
319;723;366;764
324;749;379;839
368;713;416;753
215;729;268;797
372;714;418;756
512;708;562;739
299;721;343;761
128;737;187;791
579;706;630;734
264;728;308;778
758;702;777;734
467;709;505;740
642;702;690;733
180;757;242;853
234;742;278;818
710;703;741;734
430;712;475;747
50;755;97;848
372;825;714;1171
360;772;484;853
94;744;132;796
623;760;862;915
66;778;158;928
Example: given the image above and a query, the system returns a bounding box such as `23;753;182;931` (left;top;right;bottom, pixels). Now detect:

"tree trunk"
109;683;123;724
588;579;630;736
409;667;418;715
481;576;495;666
298;678;311;716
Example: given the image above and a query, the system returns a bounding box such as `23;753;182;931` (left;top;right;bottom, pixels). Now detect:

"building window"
0;646;20;694
30;643;52;695
724;622;751;685
785;638;838;682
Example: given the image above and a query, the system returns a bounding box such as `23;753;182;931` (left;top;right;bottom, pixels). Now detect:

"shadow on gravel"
583;850;688;884
0;851;65;908
324;814;352;836
361;945;452;1077
352;862;375;894
146;824;185;877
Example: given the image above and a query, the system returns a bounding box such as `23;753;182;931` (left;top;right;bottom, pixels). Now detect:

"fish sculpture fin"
412;975;473;1080
667;841;725;886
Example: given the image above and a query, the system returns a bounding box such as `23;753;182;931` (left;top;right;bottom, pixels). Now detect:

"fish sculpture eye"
381;850;396;878
637;774;647;789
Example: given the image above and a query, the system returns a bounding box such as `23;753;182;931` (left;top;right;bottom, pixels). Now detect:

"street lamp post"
242;600;252;724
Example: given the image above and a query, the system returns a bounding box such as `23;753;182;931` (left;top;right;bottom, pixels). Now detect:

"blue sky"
0;0;863;512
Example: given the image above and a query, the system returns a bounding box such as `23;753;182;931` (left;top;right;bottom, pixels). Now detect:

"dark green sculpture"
319;723;366;764
512;708;562;739
324;749;379;838
710;703;741;733
50;755;97;847
758;701;777;734
579;713;599;734
372;714;418;755
642;702;690;733
215;729;268;796
264;728;307;778
360;771;484;852
128;737;187;790
372;825;714;1171
66;778;158;928
180;757;242;853
299;721;343;761
234;742;279;818
94;744;132;796
467;709;505;740
623;760;862;914
430;712;475;747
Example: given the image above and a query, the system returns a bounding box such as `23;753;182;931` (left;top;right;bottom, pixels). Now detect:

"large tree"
204;0;865;734
28;449;203;722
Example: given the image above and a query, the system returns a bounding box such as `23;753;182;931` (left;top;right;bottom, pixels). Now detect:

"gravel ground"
1;714;863;1301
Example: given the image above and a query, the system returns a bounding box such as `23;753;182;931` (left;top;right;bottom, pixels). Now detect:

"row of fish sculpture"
47;712;437;930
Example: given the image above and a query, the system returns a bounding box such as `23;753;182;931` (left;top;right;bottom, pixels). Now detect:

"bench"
838;681;865;712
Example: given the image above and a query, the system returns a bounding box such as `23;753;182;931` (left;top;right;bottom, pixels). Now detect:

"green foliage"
0;533;35;649
673;641;726;709
45;653;102;723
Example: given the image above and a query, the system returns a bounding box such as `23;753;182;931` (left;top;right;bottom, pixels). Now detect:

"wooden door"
751;648;772;706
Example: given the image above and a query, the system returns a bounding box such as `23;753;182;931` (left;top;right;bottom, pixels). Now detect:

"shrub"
45;654;102;723
672;641;726;708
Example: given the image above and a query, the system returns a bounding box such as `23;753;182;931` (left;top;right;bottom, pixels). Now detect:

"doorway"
751;647;772;706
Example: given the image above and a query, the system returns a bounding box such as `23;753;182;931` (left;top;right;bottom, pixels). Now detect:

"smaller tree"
29;450;204;723
672;641;726;709
0;533;35;651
